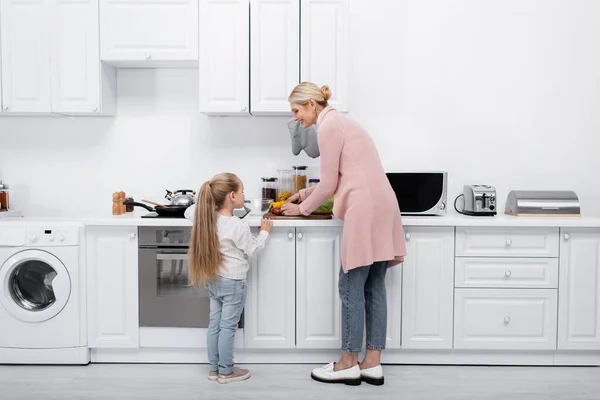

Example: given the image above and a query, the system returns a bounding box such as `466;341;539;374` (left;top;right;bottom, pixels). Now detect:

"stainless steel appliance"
505;190;580;216
138;226;211;328
386;172;447;215
457;185;497;216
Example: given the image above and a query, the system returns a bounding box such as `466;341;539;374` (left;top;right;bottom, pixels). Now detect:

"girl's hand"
281;202;302;216
286;193;301;204
260;217;274;232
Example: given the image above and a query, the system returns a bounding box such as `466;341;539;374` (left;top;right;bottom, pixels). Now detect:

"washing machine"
0;223;89;364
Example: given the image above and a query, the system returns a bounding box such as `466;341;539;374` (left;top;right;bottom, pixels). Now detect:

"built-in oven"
138;226;211;328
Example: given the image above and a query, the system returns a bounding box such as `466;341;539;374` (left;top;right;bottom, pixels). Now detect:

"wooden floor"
0;363;598;400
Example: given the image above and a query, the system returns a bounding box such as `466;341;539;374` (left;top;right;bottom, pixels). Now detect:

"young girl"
188;173;273;384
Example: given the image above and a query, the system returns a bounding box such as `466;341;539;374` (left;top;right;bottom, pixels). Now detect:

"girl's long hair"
188;173;240;286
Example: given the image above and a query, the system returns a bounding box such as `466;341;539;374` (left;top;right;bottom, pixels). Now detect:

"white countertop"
1;212;600;228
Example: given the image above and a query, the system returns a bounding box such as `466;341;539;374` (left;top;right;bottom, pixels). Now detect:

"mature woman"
282;82;406;386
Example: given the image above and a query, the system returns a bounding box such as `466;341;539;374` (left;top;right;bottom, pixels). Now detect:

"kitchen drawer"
455;257;558;288
455;227;559;258
454;289;557;350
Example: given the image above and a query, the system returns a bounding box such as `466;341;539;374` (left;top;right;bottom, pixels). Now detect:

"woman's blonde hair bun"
320;85;332;101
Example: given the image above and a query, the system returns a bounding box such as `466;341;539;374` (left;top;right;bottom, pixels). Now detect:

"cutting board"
263;211;332;220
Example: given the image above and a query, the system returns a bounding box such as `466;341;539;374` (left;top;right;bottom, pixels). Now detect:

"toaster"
461;185;497;216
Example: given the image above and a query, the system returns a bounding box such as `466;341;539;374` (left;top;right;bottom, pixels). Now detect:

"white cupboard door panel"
385;263;402;349
455;257;558;289
100;0;199;61
51;0;100;113
454;289;558;350
296;227;341;348
558;228;600;350
250;0;299;115
199;0;250;115
456;227;559;258
300;0;349;112
244;228;295;348
0;0;51;112
87;226;139;348
401;227;454;349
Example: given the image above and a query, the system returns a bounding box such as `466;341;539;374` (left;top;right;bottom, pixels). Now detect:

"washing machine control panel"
25;226;81;246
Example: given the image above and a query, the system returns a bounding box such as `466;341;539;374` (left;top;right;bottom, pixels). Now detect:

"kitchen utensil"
123;201;188;218
455;185;496;216
141;199;166;207
165;189;196;207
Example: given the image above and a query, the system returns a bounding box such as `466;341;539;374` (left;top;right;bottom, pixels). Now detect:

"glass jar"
292;166;307;194
261;177;278;201
277;169;293;199
0;181;9;211
308;178;320;188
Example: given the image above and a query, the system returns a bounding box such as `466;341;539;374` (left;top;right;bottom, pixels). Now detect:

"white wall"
1;0;599;218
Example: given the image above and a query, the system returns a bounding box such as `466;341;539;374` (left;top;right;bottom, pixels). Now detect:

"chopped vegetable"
270;200;286;209
316;199;334;212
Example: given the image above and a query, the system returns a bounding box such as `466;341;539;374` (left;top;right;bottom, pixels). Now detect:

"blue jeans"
205;276;247;375
339;261;388;354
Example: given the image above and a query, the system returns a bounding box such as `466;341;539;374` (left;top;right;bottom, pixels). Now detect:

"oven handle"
156;253;188;261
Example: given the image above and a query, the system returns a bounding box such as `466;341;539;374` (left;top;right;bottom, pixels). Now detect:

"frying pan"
123;201;187;218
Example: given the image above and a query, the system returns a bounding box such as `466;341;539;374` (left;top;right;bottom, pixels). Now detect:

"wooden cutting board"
263;211;332;220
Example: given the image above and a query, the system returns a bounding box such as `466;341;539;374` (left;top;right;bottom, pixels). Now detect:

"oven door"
139;248;210;328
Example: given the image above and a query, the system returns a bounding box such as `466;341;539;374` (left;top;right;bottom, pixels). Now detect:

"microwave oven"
386;171;448;216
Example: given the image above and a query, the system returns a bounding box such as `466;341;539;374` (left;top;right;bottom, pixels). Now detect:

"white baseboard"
0;346;90;365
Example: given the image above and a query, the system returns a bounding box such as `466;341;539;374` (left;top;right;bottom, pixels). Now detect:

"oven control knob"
440;202;446;210
58;236;65;242
29;235;39;244
49;236;56;242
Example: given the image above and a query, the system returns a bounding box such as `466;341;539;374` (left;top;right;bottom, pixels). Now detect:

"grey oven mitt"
287;119;320;158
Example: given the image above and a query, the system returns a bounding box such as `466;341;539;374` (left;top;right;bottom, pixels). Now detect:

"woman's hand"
286;193;301;204
281;202;302;216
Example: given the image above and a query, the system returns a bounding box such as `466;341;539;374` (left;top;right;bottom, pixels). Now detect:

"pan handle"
123;201;154;212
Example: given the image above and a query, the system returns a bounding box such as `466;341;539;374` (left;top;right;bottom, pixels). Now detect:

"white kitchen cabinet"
300;0;349;112
402;227;454;349
558;228;600;350
51;0;115;115
99;0;199;66
385;261;403;349
86;226;139;348
296;227;342;348
454;289;558;350
199;0;250;115
250;0;299;115
244;227;296;348
0;0;52;113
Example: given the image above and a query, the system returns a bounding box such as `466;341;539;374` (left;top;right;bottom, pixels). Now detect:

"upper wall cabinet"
249;0;299;115
200;0;348;116
301;0;349;112
100;0;199;67
198;0;249;115
0;0;115;116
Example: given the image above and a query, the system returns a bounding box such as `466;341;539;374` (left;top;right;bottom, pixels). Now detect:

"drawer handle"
505;270;512;278
505;239;512;246
564;233;570;240
405;233;411;240
504;316;511;324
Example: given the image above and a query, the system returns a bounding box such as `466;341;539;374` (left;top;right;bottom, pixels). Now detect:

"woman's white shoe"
310;362;361;385
360;365;384;386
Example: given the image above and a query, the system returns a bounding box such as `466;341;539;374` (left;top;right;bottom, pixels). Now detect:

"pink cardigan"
299;107;406;272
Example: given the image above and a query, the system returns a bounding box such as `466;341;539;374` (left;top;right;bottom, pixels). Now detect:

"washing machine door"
0;249;71;323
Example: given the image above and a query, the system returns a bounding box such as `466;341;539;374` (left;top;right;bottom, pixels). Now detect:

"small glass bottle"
292;166;307;193
261;177;278;201
0;181;9;211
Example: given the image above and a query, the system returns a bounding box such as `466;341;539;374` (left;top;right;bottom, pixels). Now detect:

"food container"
278;169;294;199
249;198;274;216
261;177;278;201
308;178;320;188
292;166;307;193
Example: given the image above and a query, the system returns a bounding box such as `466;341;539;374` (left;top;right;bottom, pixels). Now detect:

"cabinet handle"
288;232;293;239
241;106;247;112
504;316;511;324
2;106;7;111
505;270;512;278
405;233;411;240
145;53;152;60
129;233;137;239
92;107;98;112
297;233;303;240
564;233;570;240
505;239;512;246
